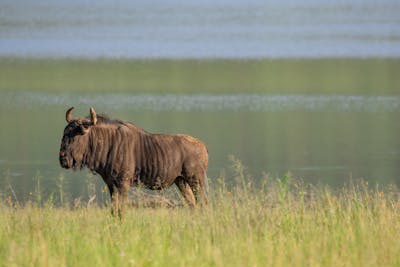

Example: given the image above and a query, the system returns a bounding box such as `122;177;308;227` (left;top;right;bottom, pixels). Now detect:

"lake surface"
1;91;400;203
1;0;400;58
1;1;400;204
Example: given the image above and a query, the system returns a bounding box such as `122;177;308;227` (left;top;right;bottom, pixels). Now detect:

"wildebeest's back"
133;130;208;190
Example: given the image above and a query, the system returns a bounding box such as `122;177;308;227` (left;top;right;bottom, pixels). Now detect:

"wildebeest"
59;107;208;215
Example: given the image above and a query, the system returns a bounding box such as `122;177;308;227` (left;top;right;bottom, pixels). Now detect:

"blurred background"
0;0;400;204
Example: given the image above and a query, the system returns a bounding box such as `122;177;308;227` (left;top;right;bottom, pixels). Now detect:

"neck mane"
82;114;146;175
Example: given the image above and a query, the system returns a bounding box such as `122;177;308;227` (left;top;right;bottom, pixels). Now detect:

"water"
2;92;400;113
1;0;400;58
1;91;400;203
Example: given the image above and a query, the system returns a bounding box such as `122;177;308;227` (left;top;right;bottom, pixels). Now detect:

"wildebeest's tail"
204;170;210;203
205;171;209;195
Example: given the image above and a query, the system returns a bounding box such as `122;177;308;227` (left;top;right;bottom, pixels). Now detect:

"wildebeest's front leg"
107;179;130;218
119;179;130;217
107;183;119;217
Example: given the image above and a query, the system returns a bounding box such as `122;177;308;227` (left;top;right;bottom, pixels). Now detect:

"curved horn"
90;106;97;125
66;107;74;122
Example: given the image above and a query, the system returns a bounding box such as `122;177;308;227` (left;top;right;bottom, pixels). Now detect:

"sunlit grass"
1;159;400;267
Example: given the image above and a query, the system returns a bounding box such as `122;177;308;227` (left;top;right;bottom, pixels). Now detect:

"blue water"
2;92;400;113
1;0;400;58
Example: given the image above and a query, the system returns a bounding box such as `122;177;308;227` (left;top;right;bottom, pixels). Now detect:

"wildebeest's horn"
66;107;74;122
90;107;97;125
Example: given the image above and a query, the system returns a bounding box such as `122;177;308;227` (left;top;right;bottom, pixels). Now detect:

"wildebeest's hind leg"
189;169;208;206
174;176;196;207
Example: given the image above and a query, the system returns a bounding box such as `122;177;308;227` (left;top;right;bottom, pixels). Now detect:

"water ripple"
1;92;400;113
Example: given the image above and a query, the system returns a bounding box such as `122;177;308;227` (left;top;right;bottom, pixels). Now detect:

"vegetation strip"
1;58;399;94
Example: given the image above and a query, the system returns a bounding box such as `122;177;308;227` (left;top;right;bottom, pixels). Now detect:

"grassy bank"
1;170;400;266
0;58;399;94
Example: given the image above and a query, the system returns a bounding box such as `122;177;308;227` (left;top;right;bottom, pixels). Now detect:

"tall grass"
1;161;400;266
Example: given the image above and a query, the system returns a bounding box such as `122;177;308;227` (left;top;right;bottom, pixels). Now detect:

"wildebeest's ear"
90;107;97;125
66;107;74;123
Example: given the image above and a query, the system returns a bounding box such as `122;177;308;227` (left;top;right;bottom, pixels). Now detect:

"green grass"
0;57;399;94
1;162;400;267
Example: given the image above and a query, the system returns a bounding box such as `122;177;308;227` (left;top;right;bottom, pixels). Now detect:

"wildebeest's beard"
59;107;96;170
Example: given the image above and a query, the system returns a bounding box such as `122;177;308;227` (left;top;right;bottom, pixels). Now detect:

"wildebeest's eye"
78;123;91;135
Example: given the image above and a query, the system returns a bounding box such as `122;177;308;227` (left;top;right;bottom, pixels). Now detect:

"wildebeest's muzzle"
59;151;72;169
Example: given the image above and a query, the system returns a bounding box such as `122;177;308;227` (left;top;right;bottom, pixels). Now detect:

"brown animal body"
59;107;208;215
